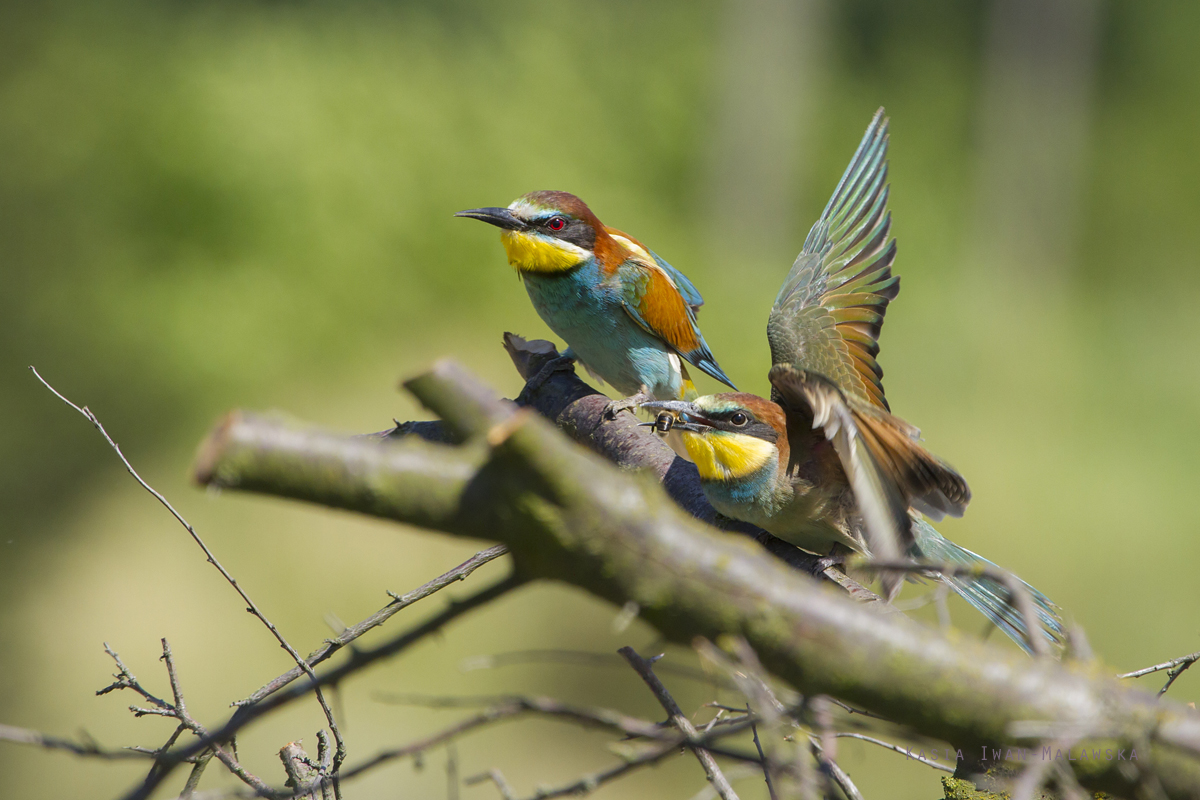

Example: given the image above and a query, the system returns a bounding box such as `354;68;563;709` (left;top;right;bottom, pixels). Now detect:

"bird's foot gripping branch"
193;353;1200;800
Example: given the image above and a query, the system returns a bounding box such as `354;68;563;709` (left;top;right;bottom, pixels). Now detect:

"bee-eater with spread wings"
643;110;1061;651
456;191;736;413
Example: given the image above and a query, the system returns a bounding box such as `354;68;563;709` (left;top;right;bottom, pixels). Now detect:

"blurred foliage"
2;1;1200;798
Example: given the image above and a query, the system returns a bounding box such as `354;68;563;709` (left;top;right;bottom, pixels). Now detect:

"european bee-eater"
643;110;1061;651
456;191;736;412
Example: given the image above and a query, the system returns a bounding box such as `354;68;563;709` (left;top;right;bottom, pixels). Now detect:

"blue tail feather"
910;519;1063;655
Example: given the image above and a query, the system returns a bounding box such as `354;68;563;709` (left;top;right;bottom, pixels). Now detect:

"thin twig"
694;638;814;800
510;734;742;800
684;765;763;800
1119;650;1200;698
101;641;279;797
31;366;349;772
831;733;953;773
808;736;864;800
460;648;727;687
375;692;759;764
748;709;778;800
344;704;760;787
240;545;508;706
188;712;763;800
446;741;459;800
119;573;524;800
1159;659;1199;697
0;723;153;760
465;770;518;800
1012;737;1080;800
375;693;665;739
181;749;215;798
1052;760;1091;800
808;696;838;798
618;647;740;800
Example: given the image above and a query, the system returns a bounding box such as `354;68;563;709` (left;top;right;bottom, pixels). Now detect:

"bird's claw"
810;548;847;578
604;390;655;421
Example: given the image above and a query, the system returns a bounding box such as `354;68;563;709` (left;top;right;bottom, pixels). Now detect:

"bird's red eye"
546;216;566;232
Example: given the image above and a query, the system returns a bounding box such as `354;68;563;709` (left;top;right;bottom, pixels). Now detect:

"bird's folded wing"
620;258;736;389
607;227;705;313
767;108;898;411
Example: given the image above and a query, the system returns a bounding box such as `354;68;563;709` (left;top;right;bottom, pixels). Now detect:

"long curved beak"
454;207;527;231
637;400;713;433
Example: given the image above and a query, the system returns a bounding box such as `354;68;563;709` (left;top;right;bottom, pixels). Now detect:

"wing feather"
607;227;705;313
768;109;898;410
620;258;736;389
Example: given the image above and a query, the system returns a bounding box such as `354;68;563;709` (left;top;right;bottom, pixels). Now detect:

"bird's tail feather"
911;519;1063;655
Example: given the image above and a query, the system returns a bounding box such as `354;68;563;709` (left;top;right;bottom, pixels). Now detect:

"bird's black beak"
454;207;527;231
637;400;712;434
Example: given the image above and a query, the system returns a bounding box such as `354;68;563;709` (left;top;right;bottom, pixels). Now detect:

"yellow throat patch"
681;430;776;482
500;230;589;274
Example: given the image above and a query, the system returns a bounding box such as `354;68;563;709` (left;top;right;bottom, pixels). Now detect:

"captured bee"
635;408;682;439
652;411;676;435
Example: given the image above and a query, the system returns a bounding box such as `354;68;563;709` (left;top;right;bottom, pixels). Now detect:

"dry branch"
193;358;1200;799
619;646;741;800
390;335;885;605
30;366;348;781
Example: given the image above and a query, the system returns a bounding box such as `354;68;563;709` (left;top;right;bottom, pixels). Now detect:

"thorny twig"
31;366;348;783
618;647;740;800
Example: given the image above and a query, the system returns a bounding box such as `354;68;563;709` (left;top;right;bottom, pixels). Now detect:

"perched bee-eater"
456;191;735;412
644;110;1061;651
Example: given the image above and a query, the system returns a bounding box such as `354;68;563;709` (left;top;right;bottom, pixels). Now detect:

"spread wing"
770;363;972;598
767;108;898;410
619;257;735;390
607;227;705;313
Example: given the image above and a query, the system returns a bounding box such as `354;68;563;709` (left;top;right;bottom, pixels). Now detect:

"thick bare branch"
389;335;885;606
193;360;1200;799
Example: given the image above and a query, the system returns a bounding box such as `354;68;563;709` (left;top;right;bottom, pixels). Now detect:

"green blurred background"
3;1;1199;797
